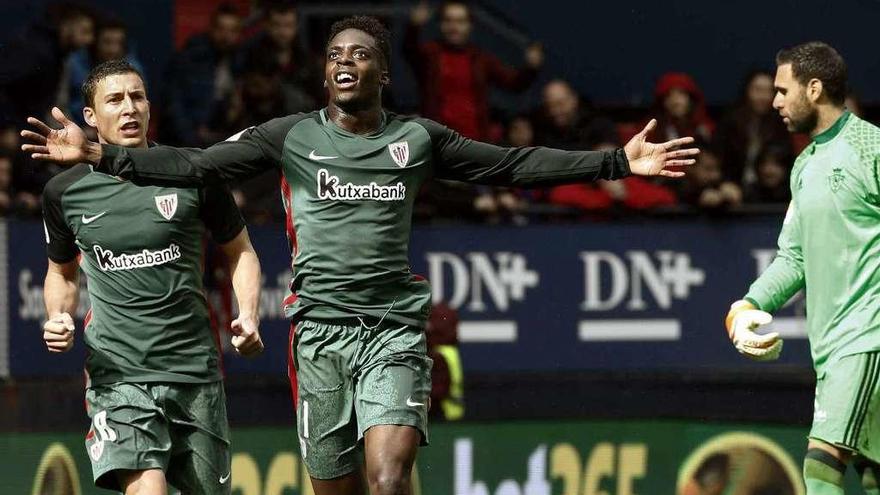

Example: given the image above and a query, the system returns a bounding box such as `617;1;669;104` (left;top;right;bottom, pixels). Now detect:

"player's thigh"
163;382;231;495
811;351;880;461
363;424;421;491
295;320;363;480
355;322;432;446
85;383;171;492
117;468;168;495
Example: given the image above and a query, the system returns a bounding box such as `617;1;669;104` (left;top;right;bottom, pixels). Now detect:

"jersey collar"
320;108;388;137
812;110;850;145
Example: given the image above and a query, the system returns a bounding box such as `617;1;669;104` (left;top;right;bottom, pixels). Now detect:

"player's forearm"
510;147;631;186
426;118;631;186
43;267;78;318
744;256;804;312
466;146;631;187
96;144;218;186
229;248;262;319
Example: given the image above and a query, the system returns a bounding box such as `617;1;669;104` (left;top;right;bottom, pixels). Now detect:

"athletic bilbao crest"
155;193;178;220
388;141;410;168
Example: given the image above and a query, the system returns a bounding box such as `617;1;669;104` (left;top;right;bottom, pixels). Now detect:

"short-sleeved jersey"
746;112;880;370
97;109;631;326
42;164;245;385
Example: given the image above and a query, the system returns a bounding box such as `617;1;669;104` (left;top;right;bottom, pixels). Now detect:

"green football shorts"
292;317;432;479
810;351;880;462
84;381;231;493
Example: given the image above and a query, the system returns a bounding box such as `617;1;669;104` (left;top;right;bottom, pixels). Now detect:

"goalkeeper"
725;42;880;495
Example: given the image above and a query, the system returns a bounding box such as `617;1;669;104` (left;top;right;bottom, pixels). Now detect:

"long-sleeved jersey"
42;164;244;385
745;112;880;371
96;109;631;326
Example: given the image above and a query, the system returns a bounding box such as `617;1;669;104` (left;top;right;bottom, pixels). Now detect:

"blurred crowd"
0;0;869;223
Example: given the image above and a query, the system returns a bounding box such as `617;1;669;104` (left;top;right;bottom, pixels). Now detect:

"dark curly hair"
327;15;391;69
81;59;145;107
776;41;847;105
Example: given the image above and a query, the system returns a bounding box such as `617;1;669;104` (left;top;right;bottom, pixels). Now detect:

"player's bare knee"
367;467;411;495
120;469;167;495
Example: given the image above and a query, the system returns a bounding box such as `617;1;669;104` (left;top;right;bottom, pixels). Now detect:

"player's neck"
97;136;148;149
810;106;846;139
327;103;384;135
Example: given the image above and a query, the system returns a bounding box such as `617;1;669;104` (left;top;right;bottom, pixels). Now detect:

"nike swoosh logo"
219;472;231;484
309;150;338;161
82;212;107;224
406;397;425;407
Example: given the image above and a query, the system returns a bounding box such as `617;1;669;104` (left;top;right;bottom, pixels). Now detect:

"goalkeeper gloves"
725;300;783;361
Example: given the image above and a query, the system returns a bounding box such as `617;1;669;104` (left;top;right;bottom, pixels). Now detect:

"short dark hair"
776;41;847;105
81;59;145;107
328;16;391;69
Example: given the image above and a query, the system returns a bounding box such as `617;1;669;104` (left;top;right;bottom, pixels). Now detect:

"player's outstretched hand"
43;312;75;353
20;107;98;165
231;315;264;358
725;300;783;361
623;119;699;178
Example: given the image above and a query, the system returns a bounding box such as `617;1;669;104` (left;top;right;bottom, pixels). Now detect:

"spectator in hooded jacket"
650;72;714;143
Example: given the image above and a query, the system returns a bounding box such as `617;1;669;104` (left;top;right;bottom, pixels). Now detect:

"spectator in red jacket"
650;72;714;143
404;1;543;140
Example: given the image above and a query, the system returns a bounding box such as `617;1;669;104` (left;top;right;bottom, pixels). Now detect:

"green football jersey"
746;112;880;371
97;109;631;326
42;164;245;385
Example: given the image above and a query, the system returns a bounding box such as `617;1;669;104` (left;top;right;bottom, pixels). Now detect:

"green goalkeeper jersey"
745;112;880;371
42;164;245;385
95;109;631;327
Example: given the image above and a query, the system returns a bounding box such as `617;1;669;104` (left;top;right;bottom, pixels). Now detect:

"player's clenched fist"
43;312;75;353
725;300;783;361
230;315;264;357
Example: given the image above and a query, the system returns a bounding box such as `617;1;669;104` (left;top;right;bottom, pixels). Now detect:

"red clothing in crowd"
547;177;677;212
404;24;538;141
651;72;715;142
438;51;480;139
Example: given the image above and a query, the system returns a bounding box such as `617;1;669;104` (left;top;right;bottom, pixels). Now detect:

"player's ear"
807;78;823;103
380;71;391;87
83;106;97;128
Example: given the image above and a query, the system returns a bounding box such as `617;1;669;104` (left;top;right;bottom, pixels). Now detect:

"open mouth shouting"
120;120;141;137
334;71;359;90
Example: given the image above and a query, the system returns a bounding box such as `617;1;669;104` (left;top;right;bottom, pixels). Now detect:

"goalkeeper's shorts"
810;351;880;462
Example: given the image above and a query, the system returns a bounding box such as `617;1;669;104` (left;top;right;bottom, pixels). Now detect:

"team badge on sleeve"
155;193;178;220
388;141;410;168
